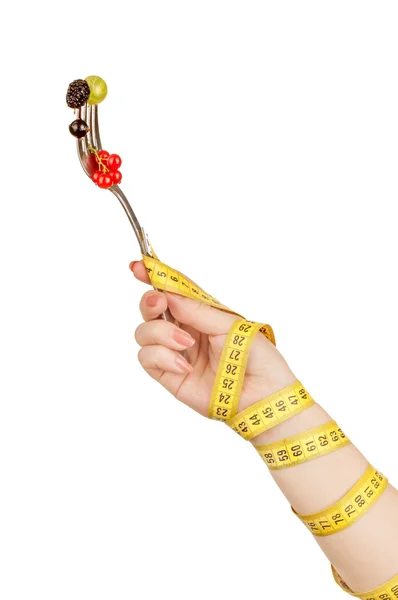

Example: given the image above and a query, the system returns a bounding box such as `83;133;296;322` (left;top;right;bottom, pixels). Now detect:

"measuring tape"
143;254;312;434
332;566;398;599
142;255;267;321
208;319;270;421
294;464;388;536
255;420;351;470
141;253;391;594
226;382;314;440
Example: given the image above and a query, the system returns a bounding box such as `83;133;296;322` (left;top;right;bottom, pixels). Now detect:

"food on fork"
69;119;89;139
85;75;108;105
88;146;123;189
67;76;121;188
66;79;91;108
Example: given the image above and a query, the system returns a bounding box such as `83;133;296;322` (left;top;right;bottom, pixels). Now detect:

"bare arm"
131;259;398;595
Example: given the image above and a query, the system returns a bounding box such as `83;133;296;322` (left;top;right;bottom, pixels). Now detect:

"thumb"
130;259;239;335
165;293;238;335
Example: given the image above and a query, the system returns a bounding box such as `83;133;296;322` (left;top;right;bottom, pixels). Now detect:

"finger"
131;259;238;334
135;320;196;350
165;293;237;336
129;260;150;284
138;345;193;375
139;290;168;322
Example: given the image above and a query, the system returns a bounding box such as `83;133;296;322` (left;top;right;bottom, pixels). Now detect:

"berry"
85;75;108;105
92;170;102;184
110;170;122;185
108;154;122;170
66;79;90;108
97;174;113;189
97;150;110;161
69;119;89;139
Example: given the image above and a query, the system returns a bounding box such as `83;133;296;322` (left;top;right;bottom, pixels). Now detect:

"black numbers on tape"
158;270;167;277
319;520;332;530
239;323;252;333
262;406;274;419
308;521;320;533
330;430;339;442
338;428;346;439
355;494;366;508
233;335;245;346
345;504;356;518
318;435;329;447
229;349;241;361
218;393;230;405
226;364;237;376
216;407;228;418
391;585;398;598
264;453;275;464
222;378;234;390
277;450;289;462
371;477;380;489
288;394;299;406
276;400;286;412
306;440;316;452
171;275;178;282
250;414;261;426
291;444;303;458
364;486;374;498
299;389;307;399
332;513;344;525
238;422;248;433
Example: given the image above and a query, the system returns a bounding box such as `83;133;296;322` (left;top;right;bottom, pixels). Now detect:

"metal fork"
75;103;172;321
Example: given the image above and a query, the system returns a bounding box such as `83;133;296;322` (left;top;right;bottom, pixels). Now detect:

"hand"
130;260;296;418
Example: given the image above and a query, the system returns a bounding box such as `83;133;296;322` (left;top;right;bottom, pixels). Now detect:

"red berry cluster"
90;149;123;189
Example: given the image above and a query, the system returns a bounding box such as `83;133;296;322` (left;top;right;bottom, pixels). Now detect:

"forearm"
252;399;398;592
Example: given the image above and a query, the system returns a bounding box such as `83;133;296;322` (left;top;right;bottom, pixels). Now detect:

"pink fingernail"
173;328;195;347
175;355;193;373
146;295;159;308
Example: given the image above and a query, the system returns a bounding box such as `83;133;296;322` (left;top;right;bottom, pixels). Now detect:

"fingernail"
173;328;195;347
146;294;159;308
175;355;193;373
129;261;138;272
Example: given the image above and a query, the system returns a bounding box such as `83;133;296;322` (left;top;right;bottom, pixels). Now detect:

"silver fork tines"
75;102;172;322
76;104;148;255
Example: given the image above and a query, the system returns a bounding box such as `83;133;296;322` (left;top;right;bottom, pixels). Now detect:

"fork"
75;103;172;321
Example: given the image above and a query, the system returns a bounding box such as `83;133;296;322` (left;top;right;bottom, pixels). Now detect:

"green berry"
85;75;108;105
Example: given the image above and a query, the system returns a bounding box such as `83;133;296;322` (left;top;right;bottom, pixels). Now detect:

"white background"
1;1;397;598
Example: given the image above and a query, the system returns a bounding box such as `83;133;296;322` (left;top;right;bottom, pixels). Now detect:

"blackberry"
66;79;90;109
69;119;89;139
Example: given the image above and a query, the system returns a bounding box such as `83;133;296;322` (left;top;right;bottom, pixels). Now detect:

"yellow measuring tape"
142;253;392;595
255;420;351;470
142;255;275;341
294;464;388;536
208;319;268;421
226;382;314;440
332;566;398;599
143;255;313;438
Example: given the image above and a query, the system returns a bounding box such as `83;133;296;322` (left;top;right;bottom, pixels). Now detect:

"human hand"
130;260;296;419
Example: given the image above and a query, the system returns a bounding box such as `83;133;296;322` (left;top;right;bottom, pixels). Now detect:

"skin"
130;259;398;594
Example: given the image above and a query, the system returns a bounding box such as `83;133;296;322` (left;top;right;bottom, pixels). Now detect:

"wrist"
251;402;332;446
